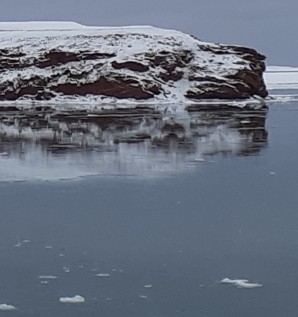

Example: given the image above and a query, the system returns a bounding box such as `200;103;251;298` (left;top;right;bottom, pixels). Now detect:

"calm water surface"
0;101;298;316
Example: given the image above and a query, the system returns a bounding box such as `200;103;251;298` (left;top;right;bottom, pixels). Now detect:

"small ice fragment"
235;281;263;288
0;304;16;311
22;240;30;243
13;243;22;247
45;245;53;249
95;273;110;278
40;281;49;284
144;284;153;288
221;278;249;284
195;158;205;162
59;253;64;257
38;275;58;280
270;171;276;175
139;295;148;299
59;295;85;304
220;278;262;288
63;267;70;273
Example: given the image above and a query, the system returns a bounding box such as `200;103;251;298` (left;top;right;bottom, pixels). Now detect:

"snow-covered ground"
0;21;267;107
0;21;297;106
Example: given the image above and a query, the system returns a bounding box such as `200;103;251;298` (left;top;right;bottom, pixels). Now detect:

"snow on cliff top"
0;21;87;30
0;21;197;40
0;21;267;106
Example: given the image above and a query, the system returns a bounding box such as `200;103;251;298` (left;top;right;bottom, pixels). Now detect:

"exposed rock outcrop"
0;23;268;103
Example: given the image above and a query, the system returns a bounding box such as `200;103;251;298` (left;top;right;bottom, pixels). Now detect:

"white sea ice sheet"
220;277;263;288
0;304;17;311
59;295;85;304
264;66;298;90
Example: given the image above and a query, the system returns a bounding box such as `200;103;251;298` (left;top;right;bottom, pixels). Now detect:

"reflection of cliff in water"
0;104;268;180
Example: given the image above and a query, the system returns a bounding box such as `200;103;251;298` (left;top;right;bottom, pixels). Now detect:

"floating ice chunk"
45;245;53;249
59;295;85;304
0;304;16;311
269;171;276;175
139;295;148;299
95;273;110;278
235;281;263;288
13;243;22;247
220;278;262;288
63;266;70;273
221;278;249;284
38;275;59;280
22;239;31;243
144;284;153;288
194;158;205;162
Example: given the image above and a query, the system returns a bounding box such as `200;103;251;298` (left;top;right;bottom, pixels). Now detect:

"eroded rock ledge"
0;23;268;103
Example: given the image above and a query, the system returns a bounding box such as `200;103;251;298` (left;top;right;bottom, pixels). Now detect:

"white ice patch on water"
0;304;17;311
38;275;59;280
95;273;111;278
144;284;153;288
264;66;298;90
220;278;262;288
59;295;85;304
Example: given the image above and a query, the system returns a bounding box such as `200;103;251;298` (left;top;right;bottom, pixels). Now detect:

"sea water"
0;100;298;316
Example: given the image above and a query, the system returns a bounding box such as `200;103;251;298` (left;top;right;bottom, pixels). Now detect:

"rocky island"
0;22;267;105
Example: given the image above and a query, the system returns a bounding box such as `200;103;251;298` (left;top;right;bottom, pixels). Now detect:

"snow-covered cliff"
0;22;267;104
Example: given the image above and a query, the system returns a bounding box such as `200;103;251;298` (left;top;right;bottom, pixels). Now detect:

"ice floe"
95;273;111;278
264;66;298;90
38;275;59;280
59;295;85;304
220;278;262;288
0;304;17;311
144;284;153;288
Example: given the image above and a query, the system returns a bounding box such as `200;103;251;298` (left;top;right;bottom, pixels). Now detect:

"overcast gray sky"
1;0;298;65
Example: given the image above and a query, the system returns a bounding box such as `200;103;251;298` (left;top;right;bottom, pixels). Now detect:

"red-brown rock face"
0;24;268;103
